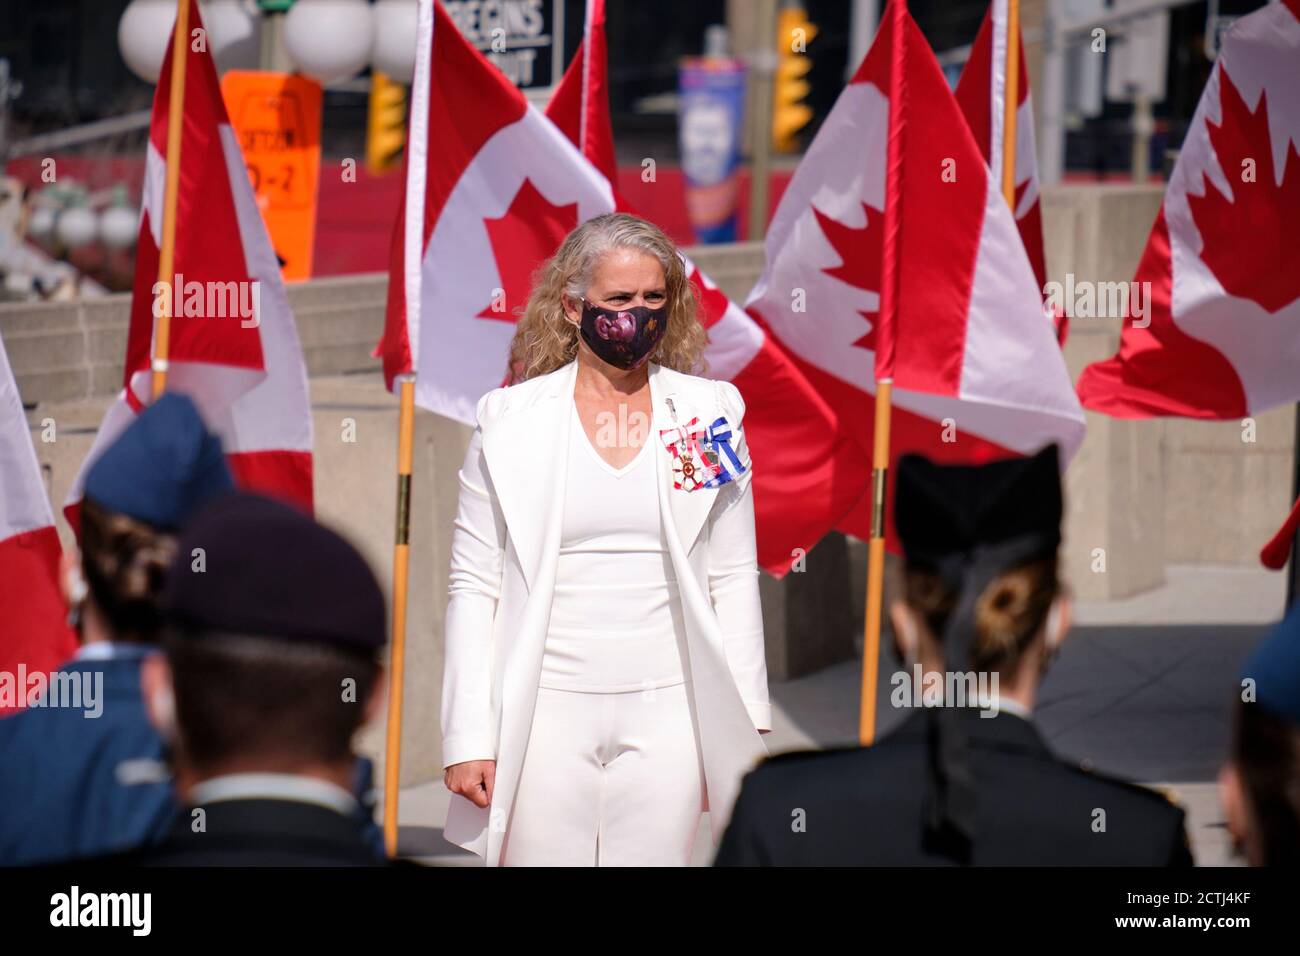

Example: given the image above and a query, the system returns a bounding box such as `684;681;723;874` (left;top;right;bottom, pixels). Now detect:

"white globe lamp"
371;0;419;83
56;206;100;249
203;0;263;74
283;0;374;85
118;0;177;84
27;205;58;243
100;205;140;251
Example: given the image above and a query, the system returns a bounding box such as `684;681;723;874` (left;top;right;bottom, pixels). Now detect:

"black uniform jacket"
134;799;386;867
715;709;1193;866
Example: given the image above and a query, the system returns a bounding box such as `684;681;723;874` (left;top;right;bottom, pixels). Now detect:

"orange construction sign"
220;71;323;281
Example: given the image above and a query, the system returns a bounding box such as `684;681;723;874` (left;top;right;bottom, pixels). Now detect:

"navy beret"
84;393;234;530
895;444;1063;570
163;492;386;653
1241;602;1300;726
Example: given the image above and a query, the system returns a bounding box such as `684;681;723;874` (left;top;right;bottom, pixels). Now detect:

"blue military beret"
84;393;235;530
1242;602;1300;725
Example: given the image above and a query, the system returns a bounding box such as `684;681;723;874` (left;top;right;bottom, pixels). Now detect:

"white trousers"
501;681;705;866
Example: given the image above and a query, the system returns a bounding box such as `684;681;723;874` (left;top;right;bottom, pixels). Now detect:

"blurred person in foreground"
133;491;389;866
716;445;1193;866
1220;602;1300;865
0;394;233;865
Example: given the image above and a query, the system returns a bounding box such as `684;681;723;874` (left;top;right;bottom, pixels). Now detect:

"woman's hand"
444;760;496;808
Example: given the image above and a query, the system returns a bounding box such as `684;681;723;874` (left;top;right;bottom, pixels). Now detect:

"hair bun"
976;574;1035;660
903;556;1060;673
79;497;179;643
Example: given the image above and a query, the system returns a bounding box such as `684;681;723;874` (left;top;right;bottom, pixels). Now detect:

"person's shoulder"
1056;761;1189;822
741;714;930;789
755;744;867;775
653;364;740;407
714;379;746;422
727;740;927;850
136;799;388;867
740;743;887;800
1030;760;1192;862
474;362;573;426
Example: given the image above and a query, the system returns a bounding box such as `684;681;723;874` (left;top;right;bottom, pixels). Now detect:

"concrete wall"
307;376;467;789
1047;184;1169;600
1164;411;1296;564
1041;183;1295;598
3;271;389;409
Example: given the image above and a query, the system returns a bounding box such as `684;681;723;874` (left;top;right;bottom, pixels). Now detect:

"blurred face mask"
577;297;669;370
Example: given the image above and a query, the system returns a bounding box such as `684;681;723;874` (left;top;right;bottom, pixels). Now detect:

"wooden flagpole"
383;375;417;858
1001;0;1020;210
858;0;906;746
151;0;190;400
858;379;894;745
380;0;434;863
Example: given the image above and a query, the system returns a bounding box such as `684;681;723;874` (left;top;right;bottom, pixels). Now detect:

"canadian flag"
545;0;617;184
1077;0;1300;420
65;0;313;524
955;0;1063;344
0;330;76;714
383;0;867;574
745;0;1084;546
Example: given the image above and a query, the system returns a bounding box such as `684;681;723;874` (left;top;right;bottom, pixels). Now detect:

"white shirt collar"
977;694;1033;720
189;773;359;817
74;641;150;662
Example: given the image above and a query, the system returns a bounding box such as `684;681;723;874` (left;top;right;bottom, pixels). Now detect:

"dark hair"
902;556;1060;673
1232;700;1300;865
164;629;380;770
79;495;178;644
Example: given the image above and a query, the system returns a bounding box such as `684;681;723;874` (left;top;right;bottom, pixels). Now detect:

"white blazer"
440;359;771;865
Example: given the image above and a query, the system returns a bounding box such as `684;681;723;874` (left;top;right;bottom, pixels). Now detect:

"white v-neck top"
538;403;688;692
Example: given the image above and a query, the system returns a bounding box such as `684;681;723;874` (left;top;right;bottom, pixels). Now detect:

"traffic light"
772;4;817;153
366;71;407;175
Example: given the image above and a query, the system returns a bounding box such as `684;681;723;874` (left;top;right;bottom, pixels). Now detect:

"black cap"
892;444;1064;864
895;444;1062;578
163;492;386;654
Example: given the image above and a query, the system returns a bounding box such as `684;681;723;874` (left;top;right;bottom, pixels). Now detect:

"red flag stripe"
382;1;530;387
0;527;76;714
1;325;75;708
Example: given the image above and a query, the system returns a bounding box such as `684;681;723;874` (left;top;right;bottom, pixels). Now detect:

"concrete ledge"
0;244;758;405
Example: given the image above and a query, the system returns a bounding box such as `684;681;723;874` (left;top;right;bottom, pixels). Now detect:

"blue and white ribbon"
702;416;747;488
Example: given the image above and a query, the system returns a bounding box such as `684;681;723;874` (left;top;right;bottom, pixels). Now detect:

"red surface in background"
309;164;798;273
7;154;1152;278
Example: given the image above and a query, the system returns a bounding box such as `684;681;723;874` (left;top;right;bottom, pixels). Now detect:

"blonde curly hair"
507;213;707;383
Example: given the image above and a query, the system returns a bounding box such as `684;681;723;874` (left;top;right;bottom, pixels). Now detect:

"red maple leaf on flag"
1187;66;1300;314
811;202;884;351
476;178;579;322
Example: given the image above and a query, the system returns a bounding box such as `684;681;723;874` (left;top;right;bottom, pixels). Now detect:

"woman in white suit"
440;213;770;867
